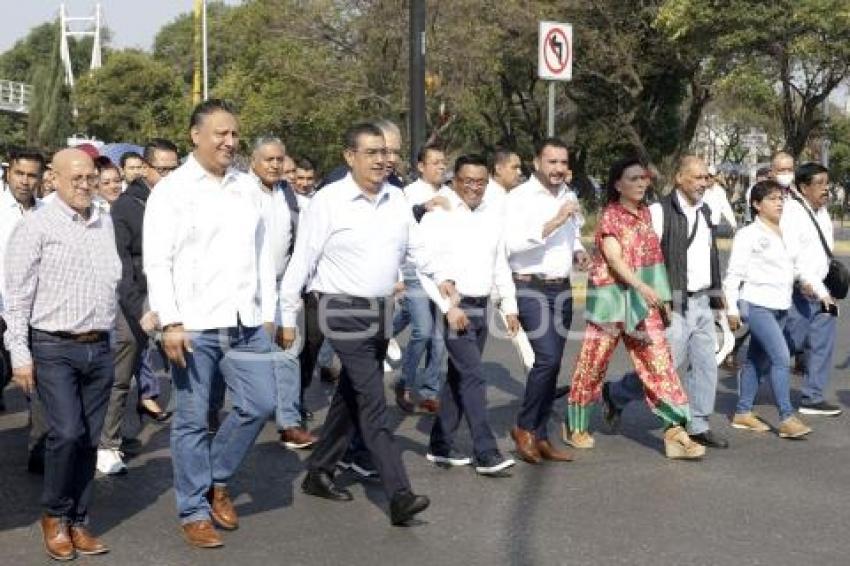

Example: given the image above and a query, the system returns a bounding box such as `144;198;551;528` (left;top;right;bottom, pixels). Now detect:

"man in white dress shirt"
782;161;842;416
505;137;589;464
393;144;448;413
0;148;47;468
704;165;737;231
418;154;520;475
143;100;277;548
250;137;317;449
279;123;442;526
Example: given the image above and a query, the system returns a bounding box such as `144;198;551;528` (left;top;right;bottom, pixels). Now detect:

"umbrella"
100;143;143;165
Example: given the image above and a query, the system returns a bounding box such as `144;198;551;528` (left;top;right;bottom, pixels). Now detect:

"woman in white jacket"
723;180;811;439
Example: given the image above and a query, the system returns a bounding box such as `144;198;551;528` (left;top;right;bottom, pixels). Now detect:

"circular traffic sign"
543;27;570;75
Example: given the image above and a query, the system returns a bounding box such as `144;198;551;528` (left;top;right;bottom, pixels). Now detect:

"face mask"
775;172;794;188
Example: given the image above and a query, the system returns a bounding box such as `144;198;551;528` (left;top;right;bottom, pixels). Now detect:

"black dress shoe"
690;430;729;449
389;489;430;526
554;385;571;399
301;470;353;501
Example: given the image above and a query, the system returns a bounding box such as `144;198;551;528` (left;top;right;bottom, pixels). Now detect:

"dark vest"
658;192;723;311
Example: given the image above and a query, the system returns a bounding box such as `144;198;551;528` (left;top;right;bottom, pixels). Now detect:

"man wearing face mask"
782;162;842;416
771;151;797;195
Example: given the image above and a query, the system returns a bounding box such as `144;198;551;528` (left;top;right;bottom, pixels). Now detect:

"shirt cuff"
281;311;298;328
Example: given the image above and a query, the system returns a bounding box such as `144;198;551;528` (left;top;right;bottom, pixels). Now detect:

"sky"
0;0;243;53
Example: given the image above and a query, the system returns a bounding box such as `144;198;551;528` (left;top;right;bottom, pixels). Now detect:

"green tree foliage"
74;50;188;146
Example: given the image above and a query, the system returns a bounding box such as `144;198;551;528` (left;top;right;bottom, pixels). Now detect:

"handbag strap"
686;208;701;248
789;193;833;260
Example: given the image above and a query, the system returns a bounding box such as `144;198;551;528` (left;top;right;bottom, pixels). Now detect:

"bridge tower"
59;2;102;87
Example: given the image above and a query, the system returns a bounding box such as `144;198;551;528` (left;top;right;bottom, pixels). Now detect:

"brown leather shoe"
395;386;415;413
418;399;440;414
536;439;574;462
40;515;75;561
207;486;238;530
182;520;223;548
70;525;109;555
280;427;318;449
510;426;542;464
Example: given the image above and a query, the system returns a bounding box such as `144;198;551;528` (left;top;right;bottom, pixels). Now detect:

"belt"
33;329;109;343
459;296;488;308
687;289;709;298
316;293;389;308
512;273;570;286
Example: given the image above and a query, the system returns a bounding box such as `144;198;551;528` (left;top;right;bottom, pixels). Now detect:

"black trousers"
430;298;498;460
32;330;113;523
299;292;327;405
307;295;410;497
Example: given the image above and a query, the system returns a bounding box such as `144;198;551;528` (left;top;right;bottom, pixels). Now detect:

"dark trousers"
430;298;498;459
100;310;145;450
32;330;114;523
299;292;326;405
307;295;410;497
515;280;573;439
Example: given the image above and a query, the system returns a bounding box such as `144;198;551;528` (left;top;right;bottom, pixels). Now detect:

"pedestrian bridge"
0;80;32;114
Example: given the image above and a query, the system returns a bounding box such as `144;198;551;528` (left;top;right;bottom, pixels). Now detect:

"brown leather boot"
208;486;238;530
182;520;223;548
70;525;109;555
510;426;542;464
536;439;574;462
40;514;75;561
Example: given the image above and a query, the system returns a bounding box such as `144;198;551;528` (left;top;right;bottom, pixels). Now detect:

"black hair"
295;157;315;171
534;137;568;158
189;98;237;130
795;161;828;188
8;147;46;171
604;156;648;204
119;151;143;169
749;179;783;219
453;154;488;176
416;143;444;164
343;122;383;150
143;138;179;163
95;155;119;174
490;148;518;173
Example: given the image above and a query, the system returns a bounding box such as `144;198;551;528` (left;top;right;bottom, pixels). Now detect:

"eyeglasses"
152;165;178;176
456;177;487;189
69;174;100;187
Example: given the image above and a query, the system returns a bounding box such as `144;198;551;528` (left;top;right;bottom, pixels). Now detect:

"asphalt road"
2;261;849;566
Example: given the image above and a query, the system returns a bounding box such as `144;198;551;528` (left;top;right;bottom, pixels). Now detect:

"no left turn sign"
538;22;573;81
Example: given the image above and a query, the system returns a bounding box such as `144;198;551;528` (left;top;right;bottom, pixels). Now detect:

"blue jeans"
515;280;573;440
171;325;276;523
609;294;718;434
273;344;302;430
736;302;794;421
137;342;162;400
32;331;113;523
393;276;444;400
785;289;837;404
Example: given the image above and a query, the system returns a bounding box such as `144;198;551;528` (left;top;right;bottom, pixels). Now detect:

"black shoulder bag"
791;195;849;299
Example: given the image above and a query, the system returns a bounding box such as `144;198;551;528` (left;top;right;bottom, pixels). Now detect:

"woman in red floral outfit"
564;157;705;460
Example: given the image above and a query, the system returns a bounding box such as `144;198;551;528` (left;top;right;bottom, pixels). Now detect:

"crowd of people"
0;98;845;561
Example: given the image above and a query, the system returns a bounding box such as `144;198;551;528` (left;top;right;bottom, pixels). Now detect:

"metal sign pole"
548;82;555;137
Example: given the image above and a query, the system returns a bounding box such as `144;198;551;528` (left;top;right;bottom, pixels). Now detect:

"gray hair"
252;135;286;156
371;119;400;139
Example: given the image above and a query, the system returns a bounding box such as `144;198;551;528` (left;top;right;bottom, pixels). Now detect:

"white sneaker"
383;361;393;373
96;448;127;475
386;338;402;364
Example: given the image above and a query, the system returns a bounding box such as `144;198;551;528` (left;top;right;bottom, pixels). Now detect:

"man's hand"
263;322;276;338
822;295;836;312
162;324;193;369
12;364;35;397
556;200;579;224
425;195;451;212
277;327;297;350
445;307;469;332
505;314;521;337
392;281;406;299
438;280;460;307
573;250;591;271
727;314;742;331
800;282;817;299
139;311;159;334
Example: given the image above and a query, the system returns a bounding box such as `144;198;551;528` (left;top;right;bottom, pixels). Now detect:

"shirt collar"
52;194;102;226
187;153;240;185
342;172;392;205
675;189;703;212
1;188;40;212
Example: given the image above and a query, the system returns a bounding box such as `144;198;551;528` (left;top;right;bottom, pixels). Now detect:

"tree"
74;50;187;145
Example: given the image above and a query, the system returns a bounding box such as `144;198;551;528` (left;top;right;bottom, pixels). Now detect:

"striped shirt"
3;197;122;368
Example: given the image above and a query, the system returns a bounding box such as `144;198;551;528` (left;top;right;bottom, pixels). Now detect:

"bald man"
4;148;121;560
603;155;729;449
